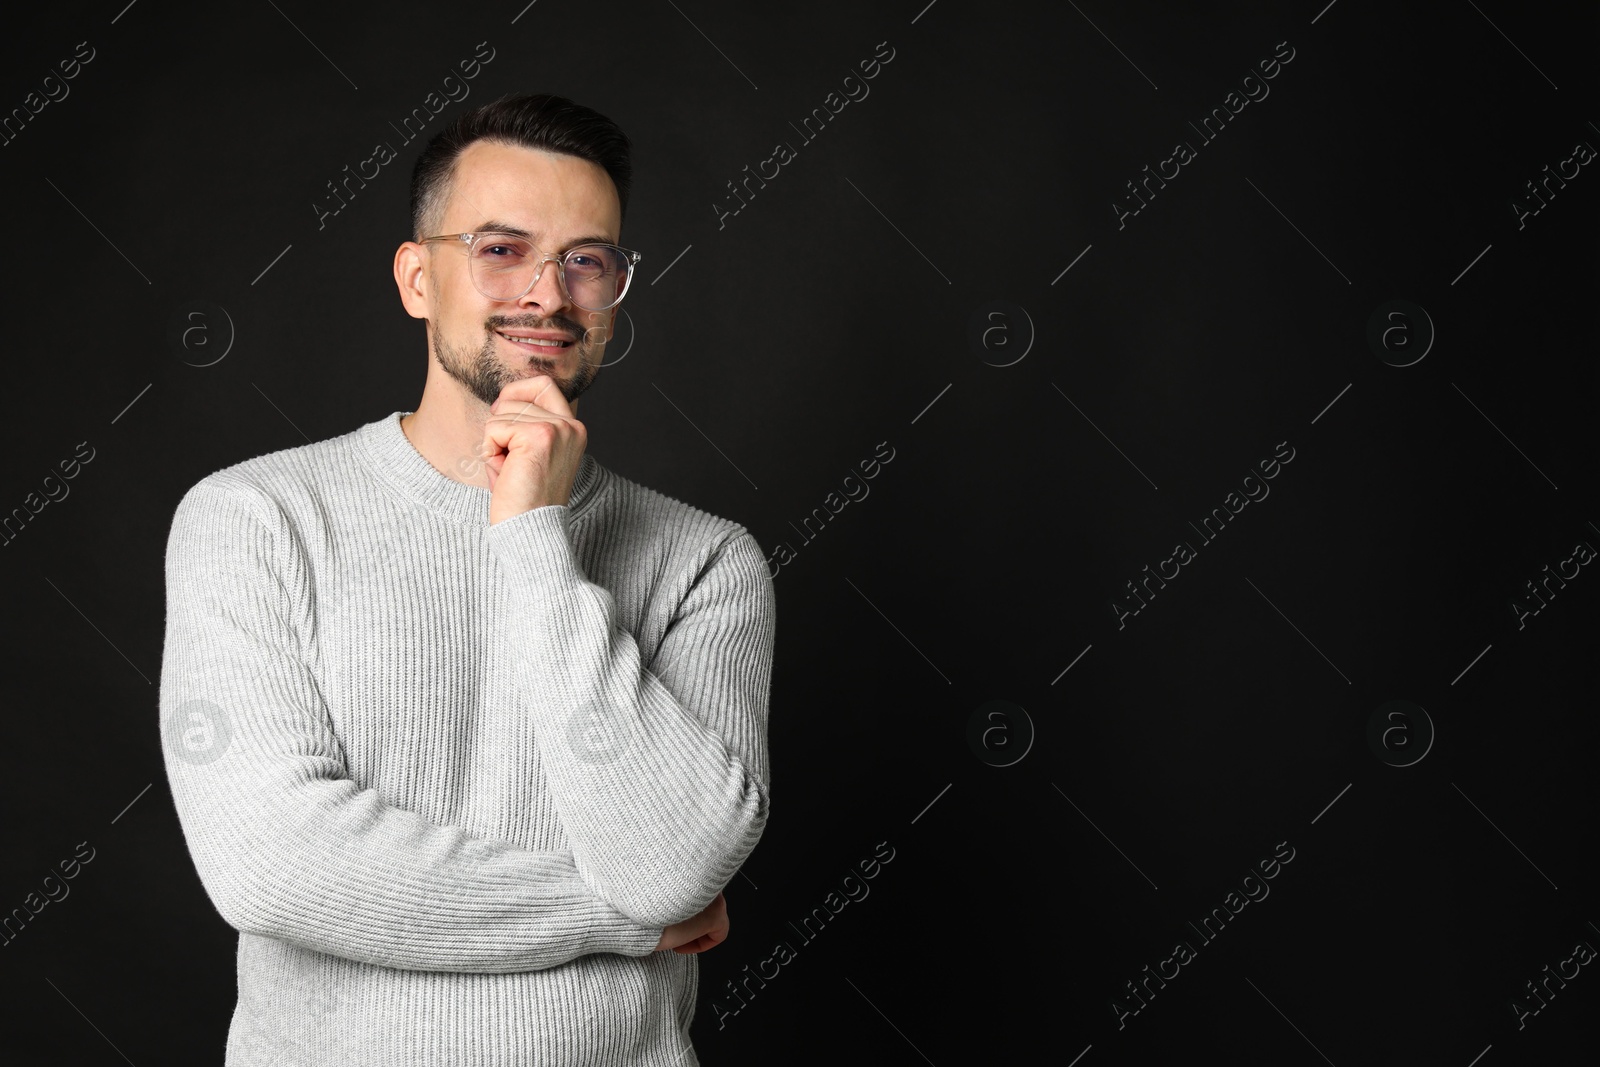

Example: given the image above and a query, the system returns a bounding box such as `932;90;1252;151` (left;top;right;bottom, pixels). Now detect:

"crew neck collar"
357;411;601;527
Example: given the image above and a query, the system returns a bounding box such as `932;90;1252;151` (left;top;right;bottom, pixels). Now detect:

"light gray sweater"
159;411;776;1066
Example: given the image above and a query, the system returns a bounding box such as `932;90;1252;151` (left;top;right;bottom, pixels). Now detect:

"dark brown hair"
409;92;633;240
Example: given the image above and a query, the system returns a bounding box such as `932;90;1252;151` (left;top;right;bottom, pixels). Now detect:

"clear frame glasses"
419;231;642;311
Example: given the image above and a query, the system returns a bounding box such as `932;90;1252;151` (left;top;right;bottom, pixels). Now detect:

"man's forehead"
444;140;620;237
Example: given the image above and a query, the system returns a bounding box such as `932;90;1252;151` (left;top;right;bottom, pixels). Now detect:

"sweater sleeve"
483;504;776;927
159;480;663;972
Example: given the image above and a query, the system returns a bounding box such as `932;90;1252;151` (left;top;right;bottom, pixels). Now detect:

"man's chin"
510;367;595;406
512;366;568;394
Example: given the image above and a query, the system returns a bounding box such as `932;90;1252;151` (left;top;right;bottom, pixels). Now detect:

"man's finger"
675;934;718;954
494;374;573;419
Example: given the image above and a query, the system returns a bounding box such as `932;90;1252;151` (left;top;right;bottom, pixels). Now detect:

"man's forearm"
486;509;776;927
166;759;662;972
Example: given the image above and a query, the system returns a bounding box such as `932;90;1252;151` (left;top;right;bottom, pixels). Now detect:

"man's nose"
517;253;571;312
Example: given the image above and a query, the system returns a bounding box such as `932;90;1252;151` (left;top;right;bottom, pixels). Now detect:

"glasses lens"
469;234;537;302
468;235;632;310
563;245;632;311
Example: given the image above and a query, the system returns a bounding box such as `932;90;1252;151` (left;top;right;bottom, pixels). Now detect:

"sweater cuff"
623;925;665;958
484;504;586;595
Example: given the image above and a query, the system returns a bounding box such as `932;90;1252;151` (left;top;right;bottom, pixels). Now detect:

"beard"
431;313;604;408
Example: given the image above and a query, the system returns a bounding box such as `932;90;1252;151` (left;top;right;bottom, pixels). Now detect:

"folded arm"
160;481;662;972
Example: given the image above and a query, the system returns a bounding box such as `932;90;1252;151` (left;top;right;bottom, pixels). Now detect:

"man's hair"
408;92;633;241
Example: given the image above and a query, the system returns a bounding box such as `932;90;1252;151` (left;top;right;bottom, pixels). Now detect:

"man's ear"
394;242;430;320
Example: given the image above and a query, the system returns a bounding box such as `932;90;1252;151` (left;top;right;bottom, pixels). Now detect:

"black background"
2;1;1596;1064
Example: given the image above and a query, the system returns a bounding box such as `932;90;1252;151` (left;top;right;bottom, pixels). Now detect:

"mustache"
488;313;595;339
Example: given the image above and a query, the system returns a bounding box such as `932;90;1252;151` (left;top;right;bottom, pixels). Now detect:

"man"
159;93;776;1066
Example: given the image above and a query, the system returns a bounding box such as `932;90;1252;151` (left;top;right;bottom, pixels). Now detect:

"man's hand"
654;891;729;954
483;375;587;525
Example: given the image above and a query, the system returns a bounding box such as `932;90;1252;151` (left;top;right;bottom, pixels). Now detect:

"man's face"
424;140;625;407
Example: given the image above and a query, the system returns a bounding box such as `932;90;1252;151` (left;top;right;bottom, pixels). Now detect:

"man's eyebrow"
474;220;618;247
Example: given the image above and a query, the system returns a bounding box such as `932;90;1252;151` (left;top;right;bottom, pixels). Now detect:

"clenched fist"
482;375;588;525
654;891;730;955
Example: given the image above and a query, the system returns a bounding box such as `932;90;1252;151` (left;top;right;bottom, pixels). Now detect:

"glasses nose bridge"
522;248;571;303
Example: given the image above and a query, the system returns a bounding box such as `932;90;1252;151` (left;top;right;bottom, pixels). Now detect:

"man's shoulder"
172;416;379;528
590;461;764;569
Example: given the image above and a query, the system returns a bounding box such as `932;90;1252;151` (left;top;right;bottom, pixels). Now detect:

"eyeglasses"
418;232;642;311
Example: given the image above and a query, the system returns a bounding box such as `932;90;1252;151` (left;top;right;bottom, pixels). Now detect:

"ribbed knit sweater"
158;410;776;1066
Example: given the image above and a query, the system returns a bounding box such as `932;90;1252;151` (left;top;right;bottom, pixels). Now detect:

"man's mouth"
495;330;574;350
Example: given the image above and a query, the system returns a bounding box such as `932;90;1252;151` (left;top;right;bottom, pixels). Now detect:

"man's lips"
495;329;574;350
